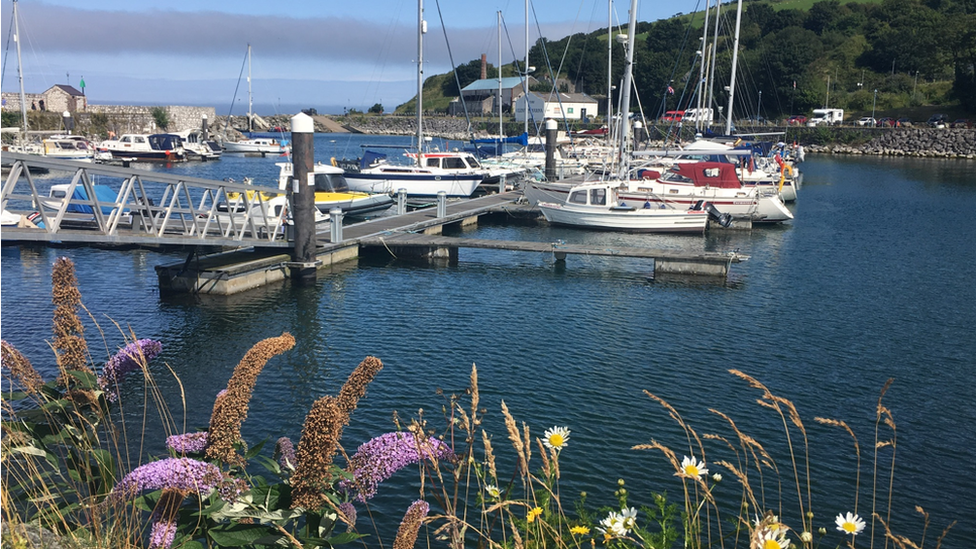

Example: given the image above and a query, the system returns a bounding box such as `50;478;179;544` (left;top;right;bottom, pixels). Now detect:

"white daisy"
680;455;709;477
755;527;789;549
543;426;570;450
618;507;638;532
485;484;500;499
835;512;866;536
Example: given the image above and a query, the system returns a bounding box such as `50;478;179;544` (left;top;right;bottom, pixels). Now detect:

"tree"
441;59;490;97
150;107;170;130
368;103;384;114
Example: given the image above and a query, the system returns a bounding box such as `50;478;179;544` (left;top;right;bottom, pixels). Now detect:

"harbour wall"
795;128;976;159
85;105;217;134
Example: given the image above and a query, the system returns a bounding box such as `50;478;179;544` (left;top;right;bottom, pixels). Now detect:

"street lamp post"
872;89;877;121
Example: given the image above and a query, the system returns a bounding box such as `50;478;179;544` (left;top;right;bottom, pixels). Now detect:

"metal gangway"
1;152;296;248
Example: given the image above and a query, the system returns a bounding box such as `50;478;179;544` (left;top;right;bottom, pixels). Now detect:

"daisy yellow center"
549;433;565;447
842;522;857;533
684;464;700;476
763;539;781;549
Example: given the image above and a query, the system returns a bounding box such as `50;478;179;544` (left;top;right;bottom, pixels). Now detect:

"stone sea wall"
86;105;216;134
801;128;976;159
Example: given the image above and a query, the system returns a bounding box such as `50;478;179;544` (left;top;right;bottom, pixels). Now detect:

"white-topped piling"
289;112;318;282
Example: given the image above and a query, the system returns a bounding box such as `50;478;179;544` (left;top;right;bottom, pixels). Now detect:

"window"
590;188;607;206
568;107;574;114
426;158;440;168
443;157;466;169
569;190;587;204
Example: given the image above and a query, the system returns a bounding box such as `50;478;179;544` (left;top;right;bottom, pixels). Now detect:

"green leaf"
328;532;368;545
11;445;48;458
244;438;268;460
253;455;282;476
208;524;278;547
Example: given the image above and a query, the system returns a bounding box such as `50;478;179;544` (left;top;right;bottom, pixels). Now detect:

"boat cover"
67;185;128;214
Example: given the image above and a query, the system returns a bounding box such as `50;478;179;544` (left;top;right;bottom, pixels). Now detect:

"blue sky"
1;0;708;114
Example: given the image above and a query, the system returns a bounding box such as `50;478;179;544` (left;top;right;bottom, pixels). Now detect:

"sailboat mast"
607;0;612;145
523;0;529;137
707;0;722;124
616;0;638;180
696;0;711;132
13;0;28;140
247;44;253;133
724;0;743;135
417;0;425;164
498;10;503;138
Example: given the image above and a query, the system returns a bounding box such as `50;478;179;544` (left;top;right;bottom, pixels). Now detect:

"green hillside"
401;0;975;120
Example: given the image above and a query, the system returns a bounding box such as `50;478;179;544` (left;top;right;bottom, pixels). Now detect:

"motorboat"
342;147;487;198
537;181;710;233
7;135;95;162
96;133;187;162
275;161;394;216
169;129;221;161
203;194;328;239
36;183;135;228
222;137;289;155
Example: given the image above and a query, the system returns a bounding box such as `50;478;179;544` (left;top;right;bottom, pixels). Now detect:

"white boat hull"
538;202;708;233
344;171;483;198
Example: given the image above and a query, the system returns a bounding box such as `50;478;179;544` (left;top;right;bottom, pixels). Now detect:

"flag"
667;85;675;95
80;77;85;89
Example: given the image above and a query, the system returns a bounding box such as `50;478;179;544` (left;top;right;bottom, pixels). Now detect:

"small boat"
205;194;329;238
96;133;187;162
222;137;289;155
342;149;486;198
7;135;95;162
169;129;221;161
276;162;394;216
537;181;710;233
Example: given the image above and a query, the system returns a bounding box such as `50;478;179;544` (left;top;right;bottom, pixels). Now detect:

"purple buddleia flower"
98;339;162;401
148;513;178;549
341;432;455;501
275;437;296;471
112;457;223;500
166;432;209;454
339;501;357;529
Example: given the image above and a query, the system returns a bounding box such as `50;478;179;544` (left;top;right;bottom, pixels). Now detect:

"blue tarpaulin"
68;185;126;215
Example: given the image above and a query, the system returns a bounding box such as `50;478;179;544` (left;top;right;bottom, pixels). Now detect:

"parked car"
788;115;807;126
927;114;948;128
878;117;897;127
897;117;913;127
952;118;971;128
856;117;877;127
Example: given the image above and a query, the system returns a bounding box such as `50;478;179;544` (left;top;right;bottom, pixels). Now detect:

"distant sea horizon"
85;100;394;118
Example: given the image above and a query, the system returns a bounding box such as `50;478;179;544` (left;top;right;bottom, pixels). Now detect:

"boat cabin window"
569;190;588;204
120;136;132;143
51;190;67;198
443;157;466;170
134;136;146;144
662;168;693;183
314;173;350;193
426;158;441;168
590;188;607;206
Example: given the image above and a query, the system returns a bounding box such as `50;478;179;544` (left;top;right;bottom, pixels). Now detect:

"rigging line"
364;2;406;109
433;0;475;141
222;46;250;141
2;8;14;89
530;0;574;140
657;1;705;145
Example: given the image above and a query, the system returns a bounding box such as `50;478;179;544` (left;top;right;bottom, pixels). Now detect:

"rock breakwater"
804;128;976;159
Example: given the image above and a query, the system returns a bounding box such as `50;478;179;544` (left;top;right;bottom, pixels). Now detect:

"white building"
513;92;599;123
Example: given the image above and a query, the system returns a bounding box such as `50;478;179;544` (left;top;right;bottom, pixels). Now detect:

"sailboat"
342;0;486;198
222;44;289;156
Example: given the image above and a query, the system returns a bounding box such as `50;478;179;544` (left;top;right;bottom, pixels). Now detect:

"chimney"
481;54;487;80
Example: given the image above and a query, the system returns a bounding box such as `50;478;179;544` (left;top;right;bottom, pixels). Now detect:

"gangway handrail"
2;152;292;247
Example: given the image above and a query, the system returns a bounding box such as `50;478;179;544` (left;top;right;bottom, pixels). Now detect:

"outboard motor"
704;202;733;228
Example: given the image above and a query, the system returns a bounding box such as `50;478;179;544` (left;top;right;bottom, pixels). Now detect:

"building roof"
523;91;598;104
461;77;529;92
48;84;84;96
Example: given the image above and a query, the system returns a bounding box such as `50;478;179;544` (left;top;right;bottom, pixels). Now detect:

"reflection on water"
2;150;975;545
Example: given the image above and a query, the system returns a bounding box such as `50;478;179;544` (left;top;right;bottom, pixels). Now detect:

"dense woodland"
411;0;976;121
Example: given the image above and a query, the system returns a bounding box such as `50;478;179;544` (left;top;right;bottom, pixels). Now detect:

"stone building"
1;85;86;113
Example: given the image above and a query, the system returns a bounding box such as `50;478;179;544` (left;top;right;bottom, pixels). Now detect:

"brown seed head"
336;356;383;416
290;395;346;510
51;257;92;377
1;340;45;394
205;333;295;465
393;500;430;549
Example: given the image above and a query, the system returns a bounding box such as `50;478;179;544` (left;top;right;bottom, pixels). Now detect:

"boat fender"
27;212;45;229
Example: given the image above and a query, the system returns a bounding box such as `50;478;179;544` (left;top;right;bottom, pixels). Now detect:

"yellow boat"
276;162;394;216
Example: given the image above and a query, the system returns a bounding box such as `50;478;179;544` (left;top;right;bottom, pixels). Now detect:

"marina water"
2;135;974;546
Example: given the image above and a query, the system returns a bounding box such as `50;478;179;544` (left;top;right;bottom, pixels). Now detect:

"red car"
788;115;807;126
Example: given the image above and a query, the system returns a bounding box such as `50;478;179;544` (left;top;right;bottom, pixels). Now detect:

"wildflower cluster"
166;432;209;454
598;507;638;538
341;431;456;501
98;338;163;401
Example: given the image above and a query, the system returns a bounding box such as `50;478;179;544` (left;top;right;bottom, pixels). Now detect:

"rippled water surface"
2;140;974;546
